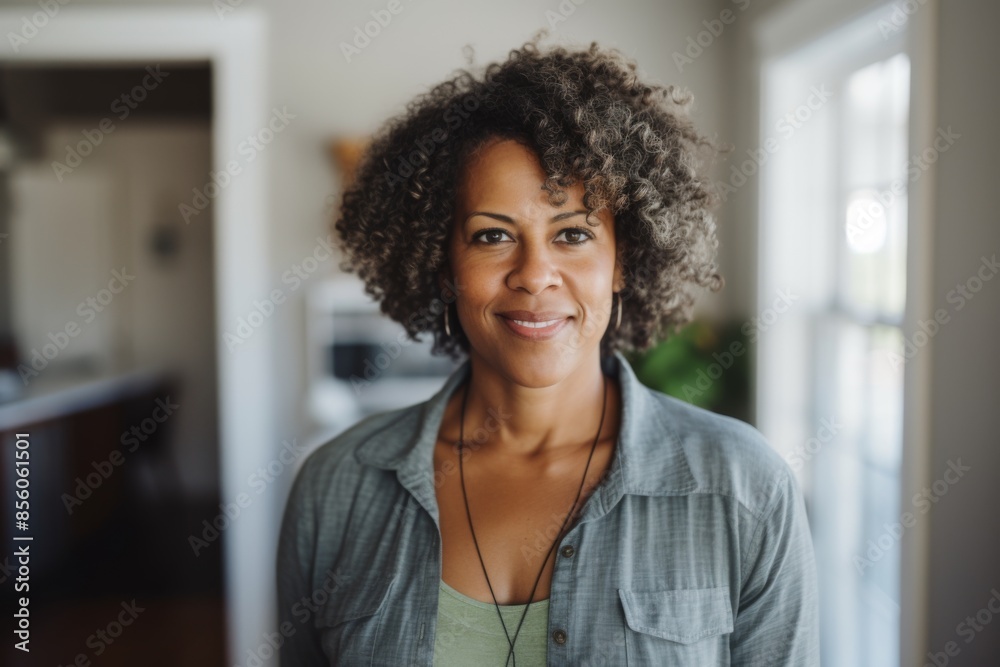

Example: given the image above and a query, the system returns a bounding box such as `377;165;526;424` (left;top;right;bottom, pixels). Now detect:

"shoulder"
644;386;798;521
285;402;420;510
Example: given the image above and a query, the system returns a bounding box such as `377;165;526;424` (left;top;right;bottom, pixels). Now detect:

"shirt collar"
353;350;698;513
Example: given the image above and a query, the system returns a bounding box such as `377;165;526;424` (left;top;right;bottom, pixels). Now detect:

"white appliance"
305;276;461;434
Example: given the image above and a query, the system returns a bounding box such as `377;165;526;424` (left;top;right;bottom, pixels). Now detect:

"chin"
479;344;589;387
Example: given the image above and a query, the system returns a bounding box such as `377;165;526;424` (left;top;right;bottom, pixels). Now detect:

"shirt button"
560;545;575;558
552;629;567;645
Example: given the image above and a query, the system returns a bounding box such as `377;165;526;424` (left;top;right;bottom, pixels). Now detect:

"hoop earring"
614;292;623;332
444;304;451;337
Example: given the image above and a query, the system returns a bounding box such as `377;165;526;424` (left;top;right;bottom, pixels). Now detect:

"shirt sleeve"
729;465;821;666
276;460;330;666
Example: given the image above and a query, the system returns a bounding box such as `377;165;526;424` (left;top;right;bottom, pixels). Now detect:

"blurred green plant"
623;319;752;423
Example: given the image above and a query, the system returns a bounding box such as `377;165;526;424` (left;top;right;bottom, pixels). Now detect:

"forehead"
455;138;587;210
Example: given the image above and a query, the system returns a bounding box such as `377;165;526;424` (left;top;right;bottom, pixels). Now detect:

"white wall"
926;1;1000;664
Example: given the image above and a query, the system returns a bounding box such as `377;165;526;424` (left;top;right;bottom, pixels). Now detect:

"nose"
505;238;562;294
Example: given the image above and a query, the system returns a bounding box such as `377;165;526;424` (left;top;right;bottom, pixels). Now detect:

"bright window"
758;7;911;666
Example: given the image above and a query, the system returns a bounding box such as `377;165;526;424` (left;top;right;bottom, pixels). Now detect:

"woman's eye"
471;228;513;244
556;227;594;245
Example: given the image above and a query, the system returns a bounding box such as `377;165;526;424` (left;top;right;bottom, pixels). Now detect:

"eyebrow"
464;210;590;226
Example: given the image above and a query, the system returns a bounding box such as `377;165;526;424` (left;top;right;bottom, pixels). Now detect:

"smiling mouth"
509;318;562;328
498;315;570;340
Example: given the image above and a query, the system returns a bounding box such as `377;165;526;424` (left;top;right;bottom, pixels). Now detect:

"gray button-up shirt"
276;351;821;665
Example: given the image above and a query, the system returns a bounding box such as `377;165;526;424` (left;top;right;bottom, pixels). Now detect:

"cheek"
451;263;497;319
453;255;504;294
576;257;617;320
581;290;615;325
576;255;616;291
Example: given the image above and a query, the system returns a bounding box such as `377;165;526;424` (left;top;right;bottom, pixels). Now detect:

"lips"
497;311;571;341
497;310;570;322
507;318;563;328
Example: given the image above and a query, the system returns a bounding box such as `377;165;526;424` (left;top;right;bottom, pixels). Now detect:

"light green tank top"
433;579;549;666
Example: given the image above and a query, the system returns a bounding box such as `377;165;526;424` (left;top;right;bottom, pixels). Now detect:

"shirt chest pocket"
618;585;734;666
317;572;397;666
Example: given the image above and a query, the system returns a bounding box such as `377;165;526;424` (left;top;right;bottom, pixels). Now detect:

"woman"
277;35;820;666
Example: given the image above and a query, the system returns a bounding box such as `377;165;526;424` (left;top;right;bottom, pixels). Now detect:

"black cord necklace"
457;369;609;667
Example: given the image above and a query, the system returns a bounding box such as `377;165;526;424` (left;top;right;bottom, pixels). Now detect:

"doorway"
0;8;274;666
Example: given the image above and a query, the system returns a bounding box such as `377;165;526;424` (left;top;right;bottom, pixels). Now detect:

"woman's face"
443;137;623;386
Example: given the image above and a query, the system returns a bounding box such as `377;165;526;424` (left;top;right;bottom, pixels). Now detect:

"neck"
452;351;619;459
